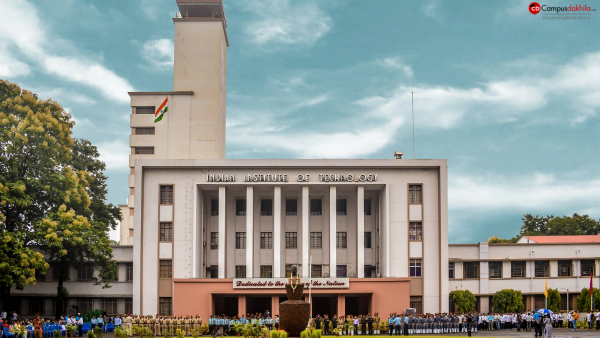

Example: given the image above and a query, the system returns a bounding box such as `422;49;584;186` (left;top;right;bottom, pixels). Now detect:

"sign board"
233;278;350;289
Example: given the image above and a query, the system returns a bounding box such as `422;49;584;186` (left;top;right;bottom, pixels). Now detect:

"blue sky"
1;0;598;243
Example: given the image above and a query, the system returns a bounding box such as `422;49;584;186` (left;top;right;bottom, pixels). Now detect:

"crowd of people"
1;309;599;338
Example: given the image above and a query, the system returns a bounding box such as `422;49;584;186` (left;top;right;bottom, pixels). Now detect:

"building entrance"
214;295;238;317
311;295;337;317
344;295;370;316
247;295;272;315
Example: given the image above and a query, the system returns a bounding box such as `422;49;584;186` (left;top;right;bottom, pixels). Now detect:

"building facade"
132;159;449;318
449;237;600;313
5;246;134;318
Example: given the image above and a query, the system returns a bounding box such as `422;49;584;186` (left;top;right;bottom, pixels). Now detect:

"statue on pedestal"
279;265;310;337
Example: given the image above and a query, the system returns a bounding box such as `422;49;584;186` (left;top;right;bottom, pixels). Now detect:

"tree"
547;288;561;312
0;80;119;317
492;289;524;313
576;287;600;312
449;290;477;313
487;235;520;243
520;213;600;236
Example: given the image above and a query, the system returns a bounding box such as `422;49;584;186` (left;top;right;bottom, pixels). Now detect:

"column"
337;294;346;317
302;186;309;277
218;186;226;278
274;186;282;277
330;186;336;277
357;186;364;278
246;186;254;278
238;295;246;318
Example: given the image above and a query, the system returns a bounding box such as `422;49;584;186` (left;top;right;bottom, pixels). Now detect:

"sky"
0;0;599;243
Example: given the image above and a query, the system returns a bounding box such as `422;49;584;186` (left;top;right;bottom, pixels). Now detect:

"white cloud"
423;0;442;22
0;49;31;77
241;0;332;47
377;57;414;77
449;172;600;214
142;39;174;69
97;139;130;170
0;0;134;103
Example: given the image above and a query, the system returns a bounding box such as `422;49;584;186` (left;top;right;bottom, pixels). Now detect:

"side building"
449;235;600;313
5;246;134;318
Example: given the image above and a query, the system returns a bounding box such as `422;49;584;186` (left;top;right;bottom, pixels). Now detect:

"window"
160;186;173;204
364;265;373;278
77;298;93;314
511;261;526;278
558;260;572;277
410;259;422;277
260;232;272;249
311;265;322;278
463;262;480;279
336;199;347;215
53;265;70;280
285;199;297;216
534;295;545;310
336;265;347;277
160;222;173;241
560;294;568;311
136;106;155;114
409;185;422;203
364;199;372;215
126;263;133;281
310;199;322;216
581;259;595;277
236;232;246;249
210;232;218;249
285;265;293;278
260;199;273;216
260;265;272;278
310;232;322;249
409;222;422;241
236;199;246;216
285;232;297;249
209;265;218;278
77;263;94;281
235;266;246;278
489;262;502;278
101;298;118;315
448;262;455;279
210;199;218;216
535;261;550;277
125;298;133;314
135;147;154;154
159;260;172;278
410;296;422;314
336;232;347;249
29;299;44;315
135;127;155;135
364;232;372;248
159;298;172;315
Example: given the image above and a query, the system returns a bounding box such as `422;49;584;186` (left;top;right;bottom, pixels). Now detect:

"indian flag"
154;97;168;123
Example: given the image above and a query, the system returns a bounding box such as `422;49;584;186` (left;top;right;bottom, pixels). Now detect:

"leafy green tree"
0;80;120;316
547;288;561;312
492;289;524;313
487;235;520;243
520;213;600;236
449;290;477;312
576;287;600;312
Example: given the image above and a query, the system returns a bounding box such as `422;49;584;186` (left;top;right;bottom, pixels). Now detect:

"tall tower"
121;0;228;245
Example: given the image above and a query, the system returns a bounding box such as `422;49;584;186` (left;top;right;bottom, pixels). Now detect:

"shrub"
87;330;96;338
270;331;279;338
315;330;321;338
311;330;318;338
300;330;309;338
53;330;62;338
279;331;287;338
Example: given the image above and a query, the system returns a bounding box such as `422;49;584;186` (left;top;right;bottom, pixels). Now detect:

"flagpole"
167;94;170;159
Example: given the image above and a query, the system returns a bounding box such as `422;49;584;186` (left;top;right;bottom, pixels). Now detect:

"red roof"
520;235;600;243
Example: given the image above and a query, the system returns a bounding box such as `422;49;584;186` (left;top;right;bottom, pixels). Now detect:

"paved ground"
90;329;600;338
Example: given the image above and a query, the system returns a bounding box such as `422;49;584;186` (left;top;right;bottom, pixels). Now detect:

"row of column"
216;185;366;278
